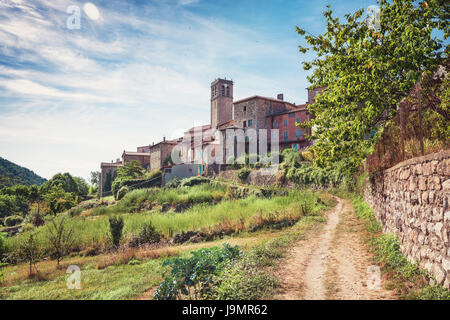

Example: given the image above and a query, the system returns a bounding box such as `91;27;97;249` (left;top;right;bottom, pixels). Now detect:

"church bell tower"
210;78;233;129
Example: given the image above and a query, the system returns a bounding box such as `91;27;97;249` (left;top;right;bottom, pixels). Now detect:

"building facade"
99;77;318;197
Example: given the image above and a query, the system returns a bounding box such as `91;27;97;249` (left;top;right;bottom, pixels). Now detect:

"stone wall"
218;168;294;188
364;150;450;288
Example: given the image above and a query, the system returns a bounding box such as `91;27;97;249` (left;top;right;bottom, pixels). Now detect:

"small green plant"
108;215;124;249
130;222;161;247
300;200;310;216
237;167;250;182
0;231;7;283
16;232;42;276
165;177;180;188
116;186;129;201
153;243;241;300
46;215;75;269
418;285;450;300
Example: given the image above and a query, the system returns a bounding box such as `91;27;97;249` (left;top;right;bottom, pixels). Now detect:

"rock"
418;177;427;190
161;203;170;213
432;263;446;284
400;168;410;180
421;192;428;204
443;257;450;272
174;203;186;213
443;179;450;191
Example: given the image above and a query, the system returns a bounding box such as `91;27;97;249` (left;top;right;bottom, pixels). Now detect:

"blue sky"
0;0;378;181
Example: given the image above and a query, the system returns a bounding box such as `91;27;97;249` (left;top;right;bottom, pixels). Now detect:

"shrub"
179;176;209;187
153;243;241;300
108;215;124;249
0;231;7;260
116;186;129;201
4;215;23;227
237;167;250;182
15;232;42;276
46;216;75;268
165;177;181;188
418;285;450;300
130;222;161;247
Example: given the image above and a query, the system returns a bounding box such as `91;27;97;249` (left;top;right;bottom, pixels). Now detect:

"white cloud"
0;0;308;180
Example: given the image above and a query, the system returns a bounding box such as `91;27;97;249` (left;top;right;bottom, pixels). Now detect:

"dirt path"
275;197;395;300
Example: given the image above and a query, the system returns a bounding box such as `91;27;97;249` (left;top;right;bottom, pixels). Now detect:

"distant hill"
0;156;47;189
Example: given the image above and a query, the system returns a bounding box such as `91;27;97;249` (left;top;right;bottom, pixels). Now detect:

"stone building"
266;105;312;150
99;77;318;196
149;138;179;170
122;150;150;170
211;78;233;129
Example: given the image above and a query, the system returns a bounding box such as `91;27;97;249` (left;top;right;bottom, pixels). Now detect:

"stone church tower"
210;78;233;129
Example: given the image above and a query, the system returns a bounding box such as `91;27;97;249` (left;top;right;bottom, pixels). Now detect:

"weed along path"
275;197;394;300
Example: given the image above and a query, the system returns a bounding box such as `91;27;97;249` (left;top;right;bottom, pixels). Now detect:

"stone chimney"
163;136;166;142
277;93;284;101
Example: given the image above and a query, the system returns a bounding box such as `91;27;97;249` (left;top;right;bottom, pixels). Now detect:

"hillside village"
99;79;323;196
0;0;448;303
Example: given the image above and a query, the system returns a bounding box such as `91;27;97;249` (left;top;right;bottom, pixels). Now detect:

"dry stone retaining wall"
364;150;450;288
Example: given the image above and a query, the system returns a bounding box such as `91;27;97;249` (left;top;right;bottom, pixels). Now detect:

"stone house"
99;77;318;196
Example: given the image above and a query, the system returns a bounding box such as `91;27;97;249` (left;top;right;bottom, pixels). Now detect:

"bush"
4;215;23;227
179;176;210;187
0;231;7;260
237;167;250;182
165;177;181;188
112;172;162;198
153;243;241;300
130;222;161;247
15;232;42;276
108;216;124;248
116;186;129;201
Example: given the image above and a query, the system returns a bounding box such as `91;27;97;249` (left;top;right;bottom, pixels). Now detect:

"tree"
90;171;100;187
46;216;75;268
17;232;42;276
43;186;76;215
73;176;89;197
296;0;447;174
40;173;79;196
116;160;144;179
0;232;6;284
108;215;124;249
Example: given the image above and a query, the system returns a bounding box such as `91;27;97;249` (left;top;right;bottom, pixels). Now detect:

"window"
221;85;225;96
273;120;278;128
289;113;294;118
243;106;247;112
226;87;230;97
296;129;302;138
248;119;253;127
296;117;300;123
284;119;288;127
243;120;247;127
283;131;288;141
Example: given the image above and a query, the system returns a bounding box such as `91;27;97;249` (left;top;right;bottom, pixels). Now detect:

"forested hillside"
0;156;46;189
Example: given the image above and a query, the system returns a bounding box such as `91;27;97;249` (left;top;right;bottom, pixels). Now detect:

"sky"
0;0;379;182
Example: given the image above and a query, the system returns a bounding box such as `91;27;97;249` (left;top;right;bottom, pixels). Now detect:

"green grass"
6;189;326;256
91;184;226;215
0;258;165;300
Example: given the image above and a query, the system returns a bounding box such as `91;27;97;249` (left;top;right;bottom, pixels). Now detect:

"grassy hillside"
0;156;46;189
